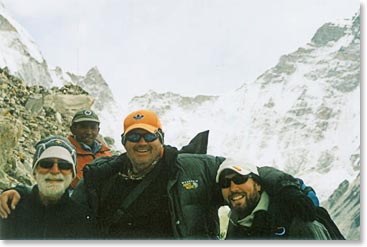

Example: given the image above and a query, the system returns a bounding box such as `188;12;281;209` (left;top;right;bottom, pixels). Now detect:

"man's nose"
137;136;147;144
49;162;60;174
229;181;239;191
85;127;94;134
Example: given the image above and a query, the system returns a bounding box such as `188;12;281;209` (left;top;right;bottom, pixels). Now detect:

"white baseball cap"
216;158;259;183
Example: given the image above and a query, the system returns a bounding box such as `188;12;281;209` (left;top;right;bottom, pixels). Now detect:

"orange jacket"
68;135;112;188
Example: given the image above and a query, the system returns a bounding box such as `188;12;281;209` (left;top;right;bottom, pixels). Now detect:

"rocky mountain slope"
49;66;122;143
0;2;120;142
0;67;96;188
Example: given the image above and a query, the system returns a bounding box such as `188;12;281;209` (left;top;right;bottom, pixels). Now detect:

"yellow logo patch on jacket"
181;180;199;190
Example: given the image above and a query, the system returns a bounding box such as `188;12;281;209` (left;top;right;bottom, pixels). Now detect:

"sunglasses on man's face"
219;174;252;189
38;159;73;171
125;132;159;143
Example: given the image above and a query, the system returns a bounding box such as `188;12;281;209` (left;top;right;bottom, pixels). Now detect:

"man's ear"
255;182;262;193
121;133;126;146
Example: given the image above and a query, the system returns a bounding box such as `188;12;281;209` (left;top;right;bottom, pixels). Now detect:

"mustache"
228;192;247;200
42;173;65;181
80;135;94;139
133;145;151;151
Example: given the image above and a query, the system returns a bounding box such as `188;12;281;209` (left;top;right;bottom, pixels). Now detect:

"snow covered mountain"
0;2;52;87
129;13;360;198
127;14;360;239
0;0;360;239
0;2;121;143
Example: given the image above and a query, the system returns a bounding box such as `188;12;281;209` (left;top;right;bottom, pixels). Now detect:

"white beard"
35;172;72;200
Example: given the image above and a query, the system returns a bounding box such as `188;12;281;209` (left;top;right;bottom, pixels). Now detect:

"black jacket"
226;200;331;240
75;157;310;239
0;186;97;239
74;146;224;239
72;130;224;239
225;176;331;240
6;131;320;239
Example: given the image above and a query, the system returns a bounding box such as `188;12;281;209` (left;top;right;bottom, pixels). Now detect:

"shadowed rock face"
323;174;360;240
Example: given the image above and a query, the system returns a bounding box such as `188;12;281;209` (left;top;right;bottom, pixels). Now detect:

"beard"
35;172;72;200
127;144;162;174
229;188;261;220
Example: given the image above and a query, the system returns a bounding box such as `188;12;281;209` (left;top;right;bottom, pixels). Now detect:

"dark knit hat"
33;136;77;177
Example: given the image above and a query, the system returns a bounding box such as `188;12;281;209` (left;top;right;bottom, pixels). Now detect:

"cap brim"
72;118;100;123
216;164;256;182
125;123;158;134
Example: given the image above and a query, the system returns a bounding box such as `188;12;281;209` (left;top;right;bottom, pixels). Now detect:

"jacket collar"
68;135;110;154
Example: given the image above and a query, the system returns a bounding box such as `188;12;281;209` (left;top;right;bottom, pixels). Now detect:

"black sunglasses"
219;174;252;188
38;159;73;171
126;132;159;143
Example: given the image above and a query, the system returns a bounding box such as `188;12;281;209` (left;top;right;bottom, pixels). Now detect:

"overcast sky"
2;0;360;105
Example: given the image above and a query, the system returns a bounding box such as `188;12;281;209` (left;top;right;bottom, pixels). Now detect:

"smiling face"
124;129;163;175
71;121;100;147
34;158;73;203
221;172;262;218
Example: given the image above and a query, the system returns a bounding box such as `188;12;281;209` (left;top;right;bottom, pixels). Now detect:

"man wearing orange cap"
72;109;223;239
0;109;319;239
72;109;318;239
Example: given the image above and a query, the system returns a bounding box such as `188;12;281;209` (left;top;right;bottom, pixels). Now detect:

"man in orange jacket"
68;109;112;188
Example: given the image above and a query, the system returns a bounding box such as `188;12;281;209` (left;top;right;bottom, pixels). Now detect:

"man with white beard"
0;136;97;239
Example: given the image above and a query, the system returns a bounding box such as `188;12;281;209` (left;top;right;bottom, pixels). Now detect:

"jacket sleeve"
71;179;89;207
204;155;226;206
73;155;124;215
288;217;332;239
258;166;317;222
258;166;299;195
2;184;32;198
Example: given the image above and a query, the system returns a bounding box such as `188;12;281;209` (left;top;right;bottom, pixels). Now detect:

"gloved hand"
278;186;317;222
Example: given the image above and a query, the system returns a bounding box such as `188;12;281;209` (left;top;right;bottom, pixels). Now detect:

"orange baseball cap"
123;109;162;134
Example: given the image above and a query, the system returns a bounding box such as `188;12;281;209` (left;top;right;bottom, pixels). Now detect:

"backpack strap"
101;162;165;233
297;178;320;207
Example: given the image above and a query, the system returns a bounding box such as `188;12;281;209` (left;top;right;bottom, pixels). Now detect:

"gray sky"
2;0;360;105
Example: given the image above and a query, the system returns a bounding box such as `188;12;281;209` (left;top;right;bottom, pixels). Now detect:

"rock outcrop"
0;67;95;189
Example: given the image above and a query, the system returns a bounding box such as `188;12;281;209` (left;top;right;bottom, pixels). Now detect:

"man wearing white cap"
0;136;97;239
216;158;334;240
0;110;323;239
